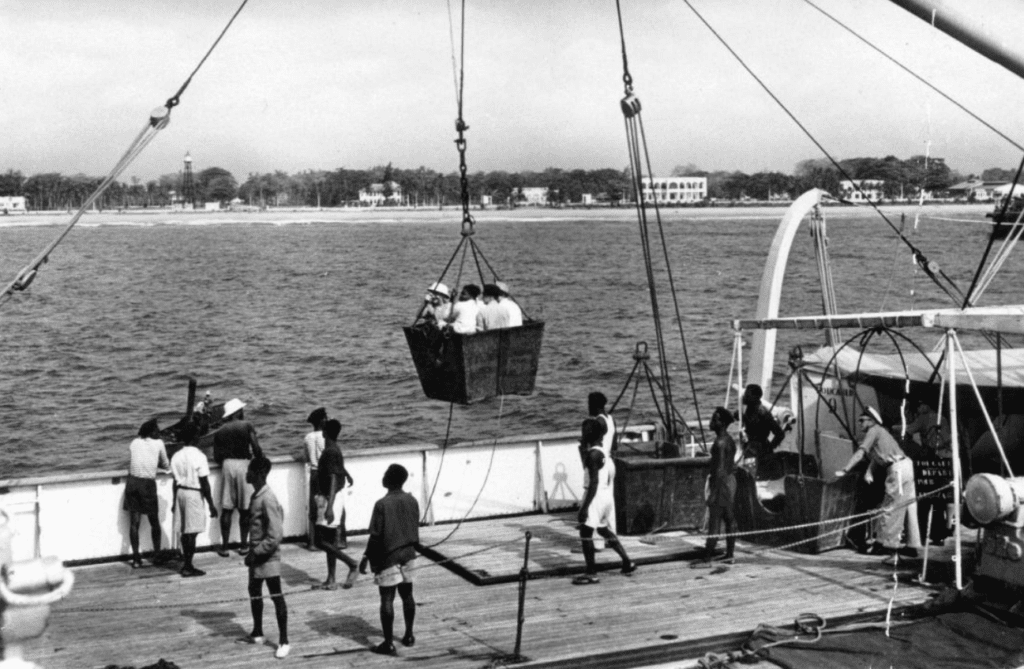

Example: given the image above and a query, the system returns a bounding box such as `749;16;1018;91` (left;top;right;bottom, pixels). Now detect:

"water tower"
181;152;195;209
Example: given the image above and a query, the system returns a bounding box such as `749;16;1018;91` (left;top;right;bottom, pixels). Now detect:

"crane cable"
424;0;532;323
803;0;1024;312
614;0;707;447
0;0;251;310
680;0;966;309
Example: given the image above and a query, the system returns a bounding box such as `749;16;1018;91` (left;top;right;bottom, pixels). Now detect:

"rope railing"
54;478;955;616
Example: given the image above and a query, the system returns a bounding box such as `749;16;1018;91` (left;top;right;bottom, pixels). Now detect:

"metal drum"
964;473;1024;524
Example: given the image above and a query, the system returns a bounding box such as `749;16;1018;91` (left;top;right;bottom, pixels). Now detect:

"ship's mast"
888;0;1024;81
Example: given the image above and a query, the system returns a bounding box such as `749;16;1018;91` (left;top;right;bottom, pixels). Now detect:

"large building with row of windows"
838;179;885;202
641;177;708;204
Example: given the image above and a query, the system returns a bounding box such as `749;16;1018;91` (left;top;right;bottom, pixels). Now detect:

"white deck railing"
0;426;653;564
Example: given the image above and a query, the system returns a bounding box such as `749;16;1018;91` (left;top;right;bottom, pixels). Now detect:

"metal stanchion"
513;531;532;662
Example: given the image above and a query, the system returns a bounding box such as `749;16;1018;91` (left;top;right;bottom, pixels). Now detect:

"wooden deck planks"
21;513;941;669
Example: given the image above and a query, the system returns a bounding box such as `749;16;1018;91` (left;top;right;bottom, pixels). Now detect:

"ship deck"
23;512;949;669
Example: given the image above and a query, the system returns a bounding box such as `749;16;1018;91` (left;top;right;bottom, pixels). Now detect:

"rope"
421;401;457;523
615;0;706;445
880;213;907;312
799;0;1024;153
164;0;250;109
425;394;506;549
950;330;1013;475
734;484;953;554
971;203;1024;301
53;476;951;616
0;0;250;310
680;0;966;308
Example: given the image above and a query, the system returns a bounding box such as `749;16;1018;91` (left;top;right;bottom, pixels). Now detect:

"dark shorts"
123;475;158;515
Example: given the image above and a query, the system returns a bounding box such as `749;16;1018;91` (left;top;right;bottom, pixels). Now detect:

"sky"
4;0;1024;183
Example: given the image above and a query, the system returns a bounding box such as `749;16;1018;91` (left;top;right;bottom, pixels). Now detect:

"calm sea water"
0;205;1016;478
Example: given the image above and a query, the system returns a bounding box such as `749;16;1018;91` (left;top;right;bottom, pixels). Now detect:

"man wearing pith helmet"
422;281;451;327
212;398;263;558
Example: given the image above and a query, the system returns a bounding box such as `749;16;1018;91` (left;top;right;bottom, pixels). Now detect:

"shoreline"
0;202;996;227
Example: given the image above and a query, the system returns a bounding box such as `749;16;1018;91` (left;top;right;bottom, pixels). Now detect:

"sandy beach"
0;201;996;228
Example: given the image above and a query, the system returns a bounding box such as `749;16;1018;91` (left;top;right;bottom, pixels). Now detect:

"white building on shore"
513;187;549;206
839;179;885;202
359;181;403;205
0;196;27;214
641;177;707;204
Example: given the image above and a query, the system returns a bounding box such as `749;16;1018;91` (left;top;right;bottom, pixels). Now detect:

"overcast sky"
4;0;1024;183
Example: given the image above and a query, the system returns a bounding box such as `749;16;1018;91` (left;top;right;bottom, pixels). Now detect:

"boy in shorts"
313;419;358;589
359;464;420;656
243;456;290;659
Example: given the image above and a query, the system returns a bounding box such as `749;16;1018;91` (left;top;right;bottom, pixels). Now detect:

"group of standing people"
570;383;934;573
124;399;421;659
420;280;523;333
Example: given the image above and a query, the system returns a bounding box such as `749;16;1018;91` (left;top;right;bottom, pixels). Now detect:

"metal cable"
0;1;250;309
680;0;966;308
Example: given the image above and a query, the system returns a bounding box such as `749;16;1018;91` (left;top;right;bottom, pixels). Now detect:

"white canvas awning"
733;305;1024;335
800;345;1024;389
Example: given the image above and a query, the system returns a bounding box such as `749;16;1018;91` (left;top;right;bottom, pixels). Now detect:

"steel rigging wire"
419;0;513;549
614;0;707;447
680;0;970;308
798;0;1024;311
0;0;252;311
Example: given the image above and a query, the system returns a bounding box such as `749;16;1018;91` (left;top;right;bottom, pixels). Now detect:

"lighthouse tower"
181;152;195;210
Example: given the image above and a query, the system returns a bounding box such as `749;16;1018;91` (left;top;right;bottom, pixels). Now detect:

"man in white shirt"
477;281;523;331
170;440;218;577
448;284;481;334
304;407;327;550
125;418;170;568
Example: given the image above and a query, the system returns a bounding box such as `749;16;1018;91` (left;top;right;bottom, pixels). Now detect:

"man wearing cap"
476;281;523;331
125;418;170;568
212;398;263;558
359;463;420;656
421;282;452;328
836;407;923;557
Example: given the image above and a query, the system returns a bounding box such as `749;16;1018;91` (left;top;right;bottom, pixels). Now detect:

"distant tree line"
0;154;1012;211
674;154;997;201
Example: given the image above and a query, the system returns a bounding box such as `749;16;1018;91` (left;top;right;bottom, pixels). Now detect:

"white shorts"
176;489;208;535
374;559;417;588
584;492;615;530
314;492;345;528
